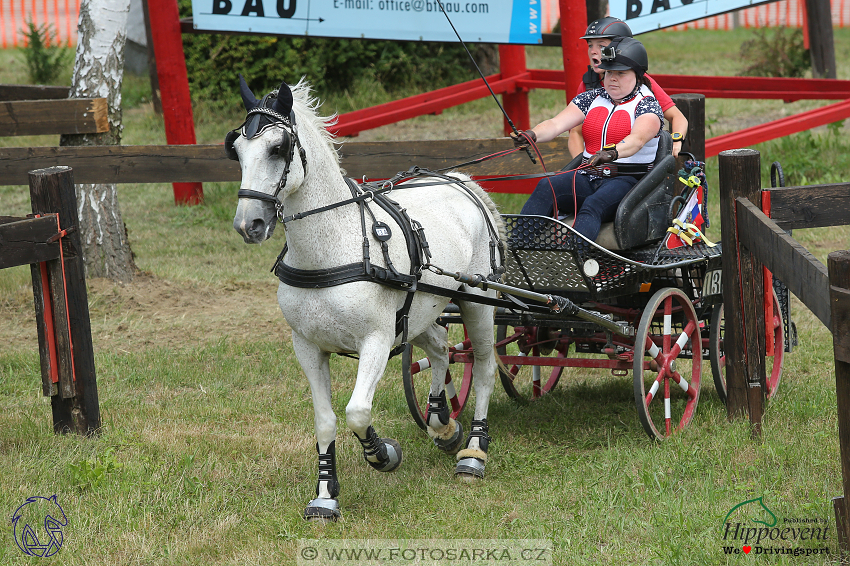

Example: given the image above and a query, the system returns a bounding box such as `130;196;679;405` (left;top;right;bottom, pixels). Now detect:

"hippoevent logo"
720;497;830;557
11;495;68;557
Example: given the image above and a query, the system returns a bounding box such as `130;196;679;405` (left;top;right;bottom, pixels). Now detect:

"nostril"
247;218;265;238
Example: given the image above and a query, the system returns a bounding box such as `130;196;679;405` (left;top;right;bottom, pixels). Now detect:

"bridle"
227;102;308;220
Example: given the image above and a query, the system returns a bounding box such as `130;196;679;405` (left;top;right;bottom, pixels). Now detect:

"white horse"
230;77;505;521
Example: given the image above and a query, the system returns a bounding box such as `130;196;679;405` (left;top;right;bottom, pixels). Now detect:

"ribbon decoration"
666;218;717;247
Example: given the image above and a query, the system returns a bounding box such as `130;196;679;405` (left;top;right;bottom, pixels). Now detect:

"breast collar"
272;177;432;358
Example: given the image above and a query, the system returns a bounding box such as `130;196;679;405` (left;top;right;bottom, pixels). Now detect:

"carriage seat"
561;130;676;251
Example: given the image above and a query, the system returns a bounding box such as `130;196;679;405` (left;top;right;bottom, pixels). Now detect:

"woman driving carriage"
511;36;664;243
569;17;687;159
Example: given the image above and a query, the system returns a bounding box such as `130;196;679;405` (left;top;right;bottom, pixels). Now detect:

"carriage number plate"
703;269;722;296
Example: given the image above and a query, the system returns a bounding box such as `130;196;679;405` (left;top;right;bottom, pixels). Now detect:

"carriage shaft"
444;270;634;338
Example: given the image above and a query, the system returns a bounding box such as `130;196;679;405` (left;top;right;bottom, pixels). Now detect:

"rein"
279;168;576;225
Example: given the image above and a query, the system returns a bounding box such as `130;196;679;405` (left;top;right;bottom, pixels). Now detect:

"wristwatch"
671;132;685;143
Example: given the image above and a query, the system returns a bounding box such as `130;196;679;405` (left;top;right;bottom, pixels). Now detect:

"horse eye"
271;146;281;156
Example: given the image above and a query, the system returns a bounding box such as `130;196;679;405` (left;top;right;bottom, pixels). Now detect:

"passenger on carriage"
512;37;664;243
569;17;688;159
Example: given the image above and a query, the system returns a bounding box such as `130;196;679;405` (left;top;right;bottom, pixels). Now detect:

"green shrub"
755;122;848;187
177;0;494;108
18;21;73;85
739;27;810;78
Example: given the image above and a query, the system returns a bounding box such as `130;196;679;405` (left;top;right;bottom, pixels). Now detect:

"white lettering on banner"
609;0;774;34
192;0;542;44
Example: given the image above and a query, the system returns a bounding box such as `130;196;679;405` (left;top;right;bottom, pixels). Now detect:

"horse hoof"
429;420;464;454
455;457;486;480
303;498;341;522
378;438;403;472
456;471;484;483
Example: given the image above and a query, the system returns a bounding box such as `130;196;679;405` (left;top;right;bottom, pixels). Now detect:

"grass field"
1;29;850;565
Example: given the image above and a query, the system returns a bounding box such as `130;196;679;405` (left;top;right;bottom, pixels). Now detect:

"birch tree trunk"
60;0;136;283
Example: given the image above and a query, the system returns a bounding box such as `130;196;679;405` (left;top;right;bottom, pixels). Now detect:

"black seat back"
613;130;675;249
559;130;675;250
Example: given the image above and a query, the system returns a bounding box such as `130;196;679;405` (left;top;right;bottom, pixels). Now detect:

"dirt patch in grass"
0;272;288;354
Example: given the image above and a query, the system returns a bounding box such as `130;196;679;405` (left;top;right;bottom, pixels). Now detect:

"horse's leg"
292;332;341;521
410;323;464;454
454;301;496;480
346;335;403;472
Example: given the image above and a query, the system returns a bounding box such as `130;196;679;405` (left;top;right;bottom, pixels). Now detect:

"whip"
434;0;537;164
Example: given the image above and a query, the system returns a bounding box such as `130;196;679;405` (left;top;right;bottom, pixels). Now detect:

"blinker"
245;113;262;139
224;130;240;161
278;131;293;158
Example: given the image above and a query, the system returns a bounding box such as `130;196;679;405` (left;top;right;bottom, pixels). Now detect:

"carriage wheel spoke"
532;365;542;398
645;371;665;405
664;372;672;436
669;319;697;359
644;336;664;367
669;370;694;398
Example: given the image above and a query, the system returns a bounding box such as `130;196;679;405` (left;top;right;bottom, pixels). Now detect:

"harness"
272;170;504;357
234;123;506;357
229;94;510;357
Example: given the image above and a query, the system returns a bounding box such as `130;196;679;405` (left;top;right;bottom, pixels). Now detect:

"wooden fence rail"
0;84;72;101
0;138;571;187
0;98;108;137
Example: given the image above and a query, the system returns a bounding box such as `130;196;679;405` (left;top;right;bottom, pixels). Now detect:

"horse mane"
290;78;341;165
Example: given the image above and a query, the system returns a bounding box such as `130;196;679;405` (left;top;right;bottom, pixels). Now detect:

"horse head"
231;75;308;244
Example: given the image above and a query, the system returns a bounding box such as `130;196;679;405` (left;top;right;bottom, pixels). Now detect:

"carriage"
400;132;792;441
229;77;793;520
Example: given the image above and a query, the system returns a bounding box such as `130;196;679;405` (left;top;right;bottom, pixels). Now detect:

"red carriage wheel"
496;325;566;402
709;288;784;405
402;323;473;430
633;288;702;440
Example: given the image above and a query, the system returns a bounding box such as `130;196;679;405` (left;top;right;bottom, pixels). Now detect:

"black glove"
588;144;618;166
510;129;536;148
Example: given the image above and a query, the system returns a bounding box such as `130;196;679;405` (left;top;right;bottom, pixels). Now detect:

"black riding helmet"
580;17;633;40
598;36;649;76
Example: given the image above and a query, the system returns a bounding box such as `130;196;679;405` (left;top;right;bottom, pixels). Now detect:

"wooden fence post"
805;0;837;79
671;94;705;162
718;149;766;433
829;250;850;556
28;166;101;435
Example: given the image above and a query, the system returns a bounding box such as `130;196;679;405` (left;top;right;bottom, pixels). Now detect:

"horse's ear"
239;74;260;111
272;81;293;116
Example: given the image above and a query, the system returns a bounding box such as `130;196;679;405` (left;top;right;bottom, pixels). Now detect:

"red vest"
582;85;659;165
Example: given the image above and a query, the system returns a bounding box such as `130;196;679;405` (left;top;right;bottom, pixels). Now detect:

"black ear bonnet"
224;75;306;175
